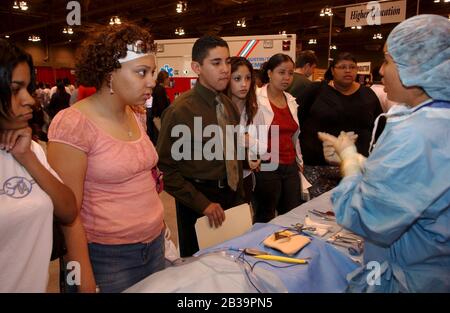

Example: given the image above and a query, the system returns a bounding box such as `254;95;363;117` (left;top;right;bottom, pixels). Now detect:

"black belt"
188;177;228;189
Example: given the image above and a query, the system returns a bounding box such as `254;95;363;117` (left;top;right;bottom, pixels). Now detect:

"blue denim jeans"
88;231;165;293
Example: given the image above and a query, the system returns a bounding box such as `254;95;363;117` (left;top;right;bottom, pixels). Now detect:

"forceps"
308;209;335;221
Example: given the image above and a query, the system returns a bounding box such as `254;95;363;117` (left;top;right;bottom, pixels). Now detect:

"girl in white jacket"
253;53;303;223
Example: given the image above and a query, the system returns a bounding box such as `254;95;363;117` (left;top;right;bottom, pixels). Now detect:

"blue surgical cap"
387;15;450;101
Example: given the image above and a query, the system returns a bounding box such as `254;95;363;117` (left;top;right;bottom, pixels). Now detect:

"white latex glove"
346;131;358;144
323;140;341;165
320;131;358;165
318;131;361;176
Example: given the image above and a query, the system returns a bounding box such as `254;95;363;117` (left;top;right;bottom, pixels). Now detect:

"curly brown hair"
75;22;154;90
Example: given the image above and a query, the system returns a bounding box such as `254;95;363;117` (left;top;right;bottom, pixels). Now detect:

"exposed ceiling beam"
0;0;154;37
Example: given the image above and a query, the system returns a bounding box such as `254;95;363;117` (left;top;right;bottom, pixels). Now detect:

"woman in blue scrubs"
318;14;450;292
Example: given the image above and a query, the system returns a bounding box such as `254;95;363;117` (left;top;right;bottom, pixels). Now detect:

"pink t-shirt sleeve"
48;108;95;152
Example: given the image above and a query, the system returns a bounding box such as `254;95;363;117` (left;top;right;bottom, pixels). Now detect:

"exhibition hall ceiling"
1;0;447;54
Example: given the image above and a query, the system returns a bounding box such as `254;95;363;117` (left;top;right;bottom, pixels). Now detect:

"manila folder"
195;203;252;250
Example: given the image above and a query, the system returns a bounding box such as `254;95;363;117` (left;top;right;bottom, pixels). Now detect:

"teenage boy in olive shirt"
157;36;244;257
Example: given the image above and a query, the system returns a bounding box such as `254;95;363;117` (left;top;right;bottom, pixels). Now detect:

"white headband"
118;40;151;64
118;51;150;63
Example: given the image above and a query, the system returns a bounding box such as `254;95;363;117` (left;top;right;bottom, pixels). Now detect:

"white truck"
155;34;296;99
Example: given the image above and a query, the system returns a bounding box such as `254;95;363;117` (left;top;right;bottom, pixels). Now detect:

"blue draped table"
126;191;360;293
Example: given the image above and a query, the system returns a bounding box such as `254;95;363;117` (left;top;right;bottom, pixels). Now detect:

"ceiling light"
237;18;246;28
19;1;28;10
330;45;337;50
308;38;317;44
372;33;383;40
28;35;41;42
320;7;333;17
109;16;121;25
176;1;187;13
63;27;74;35
5;35;10;38
13;1;28;10
175;27;185;36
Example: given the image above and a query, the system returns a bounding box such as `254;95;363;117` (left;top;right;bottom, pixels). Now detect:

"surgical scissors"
335;234;362;243
328;240;364;256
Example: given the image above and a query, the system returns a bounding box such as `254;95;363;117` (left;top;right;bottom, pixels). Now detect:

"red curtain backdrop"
35;67;76;86
165;77;197;102
35;66;54;85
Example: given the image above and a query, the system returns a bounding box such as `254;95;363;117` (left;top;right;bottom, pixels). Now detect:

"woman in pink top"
47;23;165;293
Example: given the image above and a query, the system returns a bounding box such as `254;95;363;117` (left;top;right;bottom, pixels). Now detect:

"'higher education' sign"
345;0;406;27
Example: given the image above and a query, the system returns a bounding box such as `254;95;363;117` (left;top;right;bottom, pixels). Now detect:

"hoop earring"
109;76;114;95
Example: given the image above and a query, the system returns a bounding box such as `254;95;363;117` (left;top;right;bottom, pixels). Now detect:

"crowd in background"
1;14;449;293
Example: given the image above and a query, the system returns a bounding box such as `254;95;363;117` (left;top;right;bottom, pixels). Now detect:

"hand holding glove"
318;131;363;176
319;131;358;165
